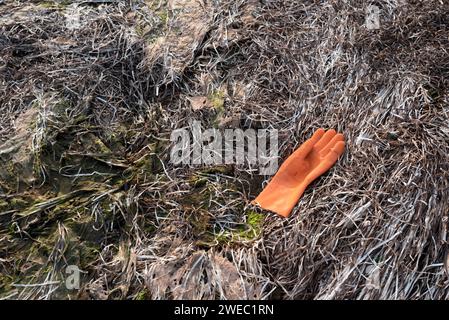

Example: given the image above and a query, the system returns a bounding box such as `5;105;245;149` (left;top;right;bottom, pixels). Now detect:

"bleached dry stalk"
0;0;448;300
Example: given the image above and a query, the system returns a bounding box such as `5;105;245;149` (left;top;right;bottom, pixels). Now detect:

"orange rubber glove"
252;128;345;217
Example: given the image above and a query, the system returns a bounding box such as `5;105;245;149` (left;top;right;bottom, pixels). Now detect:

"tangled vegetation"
0;0;448;299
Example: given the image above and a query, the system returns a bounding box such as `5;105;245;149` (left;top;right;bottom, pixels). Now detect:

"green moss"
146;0;168;12
0;199;9;211
105;125;129;152
39;1;57;8
245;210;264;236
208;90;225;112
188;175;208;188
33;153;44;181
145;0;158;10
6;162;16;176
158;11;168;25
78;243;100;269
183;176;259;247
201;165;233;175
208;90;226;127
28;239;52;262
10;197;29;209
0;162;18;192
67;213;105;243
134;154;153;171
135;24;146;37
181;188;210;208
53;99;71;115
0;274;15;296
94;138;112;154
210;210;265;246
136;3;167;41
7;223;16;235
134;289;149;300
189;209;211;236
132;141;166;175
39;1;69;9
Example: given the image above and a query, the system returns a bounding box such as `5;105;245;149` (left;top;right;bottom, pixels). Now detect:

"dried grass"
0;0;448;300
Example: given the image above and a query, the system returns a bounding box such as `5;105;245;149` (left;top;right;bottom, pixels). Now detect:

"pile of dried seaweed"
0;0;448;299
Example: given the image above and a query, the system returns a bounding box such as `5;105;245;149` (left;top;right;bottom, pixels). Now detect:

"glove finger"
314;129;336;151
319;133;344;157
273;128;324;176
287;128;325;162
306;142;345;182
323;141;346;163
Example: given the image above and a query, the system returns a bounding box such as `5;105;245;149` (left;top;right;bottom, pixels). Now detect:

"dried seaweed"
0;0;448;300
